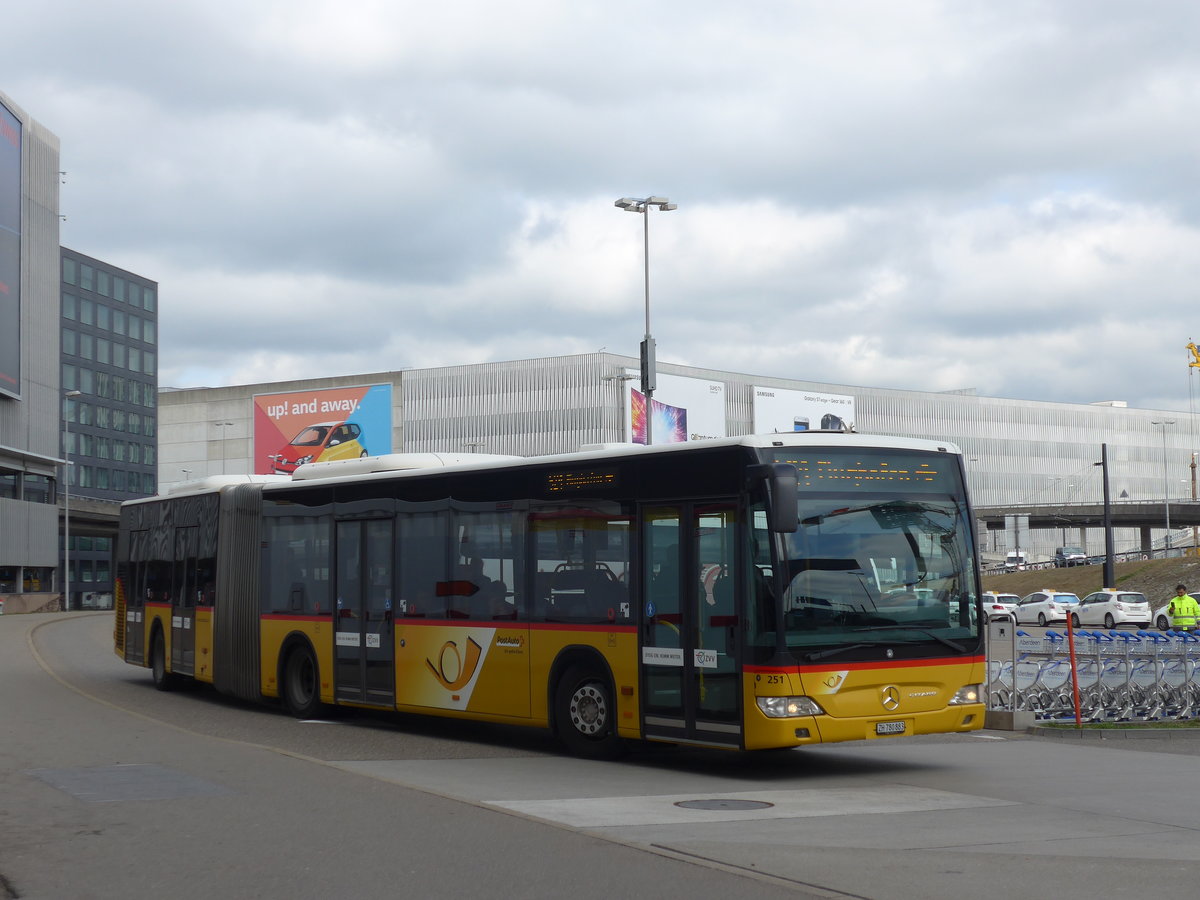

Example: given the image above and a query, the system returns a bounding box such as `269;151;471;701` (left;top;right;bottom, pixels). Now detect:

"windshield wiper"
804;640;891;662
853;625;967;653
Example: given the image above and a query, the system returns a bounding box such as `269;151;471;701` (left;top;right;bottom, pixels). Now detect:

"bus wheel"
151;629;179;691
282;645;322;718
554;665;624;759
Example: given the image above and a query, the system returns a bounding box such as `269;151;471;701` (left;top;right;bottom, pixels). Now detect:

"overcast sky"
7;1;1200;411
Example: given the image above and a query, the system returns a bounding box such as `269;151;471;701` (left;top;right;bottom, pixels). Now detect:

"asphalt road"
3;612;1200;899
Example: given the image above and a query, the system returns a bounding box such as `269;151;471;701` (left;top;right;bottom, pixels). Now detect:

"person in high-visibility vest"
1167;584;1200;631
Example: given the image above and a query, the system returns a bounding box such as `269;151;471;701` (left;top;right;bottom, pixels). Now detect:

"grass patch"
1041;719;1200;730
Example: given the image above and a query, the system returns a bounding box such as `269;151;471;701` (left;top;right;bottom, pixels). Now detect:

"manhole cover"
674;799;774;811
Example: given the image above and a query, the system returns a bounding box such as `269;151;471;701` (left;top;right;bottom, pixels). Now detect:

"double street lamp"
615;196;677;446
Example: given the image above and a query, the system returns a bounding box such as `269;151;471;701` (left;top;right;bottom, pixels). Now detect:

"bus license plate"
876;721;906;735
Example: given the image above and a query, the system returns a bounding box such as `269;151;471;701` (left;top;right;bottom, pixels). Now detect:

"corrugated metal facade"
160;356;1200;565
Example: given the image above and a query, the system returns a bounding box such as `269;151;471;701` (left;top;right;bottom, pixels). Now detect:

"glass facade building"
59;248;159;608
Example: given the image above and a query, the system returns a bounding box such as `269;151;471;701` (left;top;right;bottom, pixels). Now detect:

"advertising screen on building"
622;370;726;445
0;98;22;400
252;384;393;474
752;385;855;434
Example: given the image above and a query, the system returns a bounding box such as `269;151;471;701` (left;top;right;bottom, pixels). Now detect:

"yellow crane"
1188;341;1200;368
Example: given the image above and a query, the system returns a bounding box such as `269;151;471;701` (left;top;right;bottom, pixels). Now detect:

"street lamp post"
214;421;234;474
1152;419;1176;551
615;195;677;446
62;389;82;612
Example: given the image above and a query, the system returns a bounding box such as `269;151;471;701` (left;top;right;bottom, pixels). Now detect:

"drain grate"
674;799;774;811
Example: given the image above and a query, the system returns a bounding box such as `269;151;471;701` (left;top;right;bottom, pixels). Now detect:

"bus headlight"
948;684;982;705
756;696;825;718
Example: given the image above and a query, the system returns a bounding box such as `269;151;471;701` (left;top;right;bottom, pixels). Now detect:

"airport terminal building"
157;352;1200;565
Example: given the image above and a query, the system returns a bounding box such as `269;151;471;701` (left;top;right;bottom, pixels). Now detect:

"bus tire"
554;664;624;759
151;628;180;692
282;644;323;718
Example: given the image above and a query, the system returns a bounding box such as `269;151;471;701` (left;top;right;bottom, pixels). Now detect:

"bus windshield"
757;449;981;660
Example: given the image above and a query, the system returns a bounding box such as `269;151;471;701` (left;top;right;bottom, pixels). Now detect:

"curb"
1028;723;1200;740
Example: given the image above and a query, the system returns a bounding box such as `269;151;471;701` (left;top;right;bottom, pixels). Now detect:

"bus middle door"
335;519;396;708
640;502;742;748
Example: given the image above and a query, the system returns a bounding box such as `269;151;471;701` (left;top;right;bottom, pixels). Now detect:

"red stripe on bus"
745;654;984;674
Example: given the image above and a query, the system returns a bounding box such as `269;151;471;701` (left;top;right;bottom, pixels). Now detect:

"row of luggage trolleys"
987;628;1200;722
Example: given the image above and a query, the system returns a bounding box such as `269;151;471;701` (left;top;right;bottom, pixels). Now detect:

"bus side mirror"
748;463;798;533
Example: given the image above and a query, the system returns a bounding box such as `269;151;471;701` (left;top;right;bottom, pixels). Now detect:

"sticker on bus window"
694;649;718;669
643;647;684;666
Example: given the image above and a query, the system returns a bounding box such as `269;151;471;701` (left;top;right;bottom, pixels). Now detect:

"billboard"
252;384;393;474
752;386;856;434
0;98;21;400
622;370;726;445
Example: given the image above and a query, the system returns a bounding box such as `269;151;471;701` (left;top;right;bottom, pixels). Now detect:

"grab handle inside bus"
748;463;798;533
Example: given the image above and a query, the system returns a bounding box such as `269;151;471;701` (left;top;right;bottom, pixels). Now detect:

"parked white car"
1014;590;1081;626
981;592;1019;621
1071;590;1151;629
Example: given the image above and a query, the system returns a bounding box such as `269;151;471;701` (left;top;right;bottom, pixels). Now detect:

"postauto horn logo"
426;637;484;691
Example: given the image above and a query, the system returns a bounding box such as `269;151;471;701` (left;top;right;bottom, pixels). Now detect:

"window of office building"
128;348;141;373
143;287;156;313
129;413;141;435
113;344;126;369
97;304;110;331
63;257;77;285
113;469;126;490
112;308;125;335
63;292;77;320
143;444;156;466
62;328;76;356
98;271;110;297
79;334;94;360
0;470;17;499
97;339;111;365
23;474;52;504
142;473;155;493
127;316;141;341
80;264;94;291
94;405;110;429
112;276;125;302
79;368;94;394
143;351;156;375
79;298;93;326
144;415;156;436
143;321;156;345
63;364;77;391
128;381;140;405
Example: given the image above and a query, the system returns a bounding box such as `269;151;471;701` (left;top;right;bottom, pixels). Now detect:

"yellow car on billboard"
268;421;366;474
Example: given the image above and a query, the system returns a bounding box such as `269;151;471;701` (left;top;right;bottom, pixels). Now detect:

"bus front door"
640;503;742;748
334;519;396;707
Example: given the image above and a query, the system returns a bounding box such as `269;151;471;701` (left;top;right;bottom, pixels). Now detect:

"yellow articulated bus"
113;433;985;756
